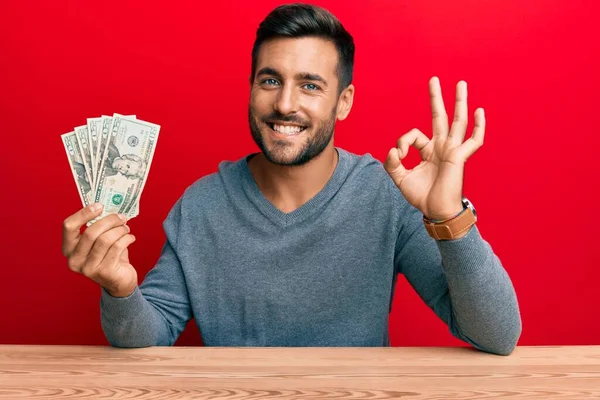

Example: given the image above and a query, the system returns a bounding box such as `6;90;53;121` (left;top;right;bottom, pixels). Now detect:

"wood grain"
0;345;598;399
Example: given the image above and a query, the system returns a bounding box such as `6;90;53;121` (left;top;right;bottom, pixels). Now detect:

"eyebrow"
256;67;328;87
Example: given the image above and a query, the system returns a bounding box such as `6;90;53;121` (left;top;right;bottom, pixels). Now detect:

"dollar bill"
74;125;95;191
95;115;113;195
87;117;102;189
61;132;93;206
95;115;136;196
94;114;160;219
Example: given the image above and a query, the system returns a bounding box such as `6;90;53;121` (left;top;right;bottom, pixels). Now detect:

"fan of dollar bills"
61;114;160;221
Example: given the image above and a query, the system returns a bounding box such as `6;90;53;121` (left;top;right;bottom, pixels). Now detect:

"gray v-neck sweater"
100;148;521;355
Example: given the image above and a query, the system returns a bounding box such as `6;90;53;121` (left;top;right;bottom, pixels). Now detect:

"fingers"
81;233;136;279
449;80;468;143
396;128;430;159
385;128;431;183
429;76;449;137
62;203;104;257
84;225;131;271
67;213;128;272
459;108;486;160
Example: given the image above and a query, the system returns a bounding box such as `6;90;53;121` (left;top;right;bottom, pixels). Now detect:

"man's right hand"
62;203;138;298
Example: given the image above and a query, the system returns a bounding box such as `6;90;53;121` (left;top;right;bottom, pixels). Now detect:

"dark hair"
251;3;355;94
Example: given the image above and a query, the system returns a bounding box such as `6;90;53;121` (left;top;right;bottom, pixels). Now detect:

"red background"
0;0;598;347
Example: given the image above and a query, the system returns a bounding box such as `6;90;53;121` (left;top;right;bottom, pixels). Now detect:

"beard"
248;105;337;166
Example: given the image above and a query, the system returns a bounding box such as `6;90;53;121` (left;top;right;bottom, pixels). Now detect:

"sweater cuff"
435;224;491;275
100;286;145;321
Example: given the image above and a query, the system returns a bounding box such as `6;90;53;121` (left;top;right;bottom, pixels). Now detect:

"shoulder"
338;148;398;194
181;155;246;208
161;155;248;242
165;155;247;222
337;147;412;218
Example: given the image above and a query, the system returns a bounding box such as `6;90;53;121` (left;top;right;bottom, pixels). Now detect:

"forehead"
256;37;339;79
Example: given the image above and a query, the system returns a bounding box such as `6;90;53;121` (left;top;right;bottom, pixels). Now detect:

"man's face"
113;157;141;178
249;37;342;166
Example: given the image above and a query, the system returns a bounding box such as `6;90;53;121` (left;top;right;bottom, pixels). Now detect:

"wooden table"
0;345;598;399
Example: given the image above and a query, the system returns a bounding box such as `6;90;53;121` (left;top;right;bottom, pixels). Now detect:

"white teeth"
273;124;303;135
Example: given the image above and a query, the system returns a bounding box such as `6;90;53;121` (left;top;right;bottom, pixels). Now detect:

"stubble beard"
248;105;337;167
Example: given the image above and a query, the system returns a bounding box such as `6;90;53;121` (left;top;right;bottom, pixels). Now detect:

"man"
62;3;521;355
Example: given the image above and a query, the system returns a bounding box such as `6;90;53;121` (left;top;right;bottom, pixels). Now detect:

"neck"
248;143;338;213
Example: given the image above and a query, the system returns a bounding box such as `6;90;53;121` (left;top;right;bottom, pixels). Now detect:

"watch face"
461;196;477;218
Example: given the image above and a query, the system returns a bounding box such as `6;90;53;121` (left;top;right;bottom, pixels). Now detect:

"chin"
262;143;307;166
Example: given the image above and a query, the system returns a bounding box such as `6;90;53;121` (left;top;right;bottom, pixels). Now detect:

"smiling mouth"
266;122;307;135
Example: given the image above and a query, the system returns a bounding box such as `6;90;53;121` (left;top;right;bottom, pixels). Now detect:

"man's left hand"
384;77;485;221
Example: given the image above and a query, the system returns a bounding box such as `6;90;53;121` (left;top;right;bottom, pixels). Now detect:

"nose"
273;84;299;115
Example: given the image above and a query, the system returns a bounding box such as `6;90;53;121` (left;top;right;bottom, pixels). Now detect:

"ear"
336;84;355;121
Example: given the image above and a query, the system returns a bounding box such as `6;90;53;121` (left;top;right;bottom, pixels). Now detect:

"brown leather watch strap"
423;207;477;240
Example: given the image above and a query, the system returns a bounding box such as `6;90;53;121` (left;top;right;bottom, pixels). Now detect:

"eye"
302;83;320;91
262;78;280;86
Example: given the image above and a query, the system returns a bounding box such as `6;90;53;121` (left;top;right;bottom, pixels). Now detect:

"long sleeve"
100;199;192;347
393;193;522;356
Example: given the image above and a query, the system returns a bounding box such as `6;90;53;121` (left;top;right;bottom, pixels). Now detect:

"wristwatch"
423;196;477;240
